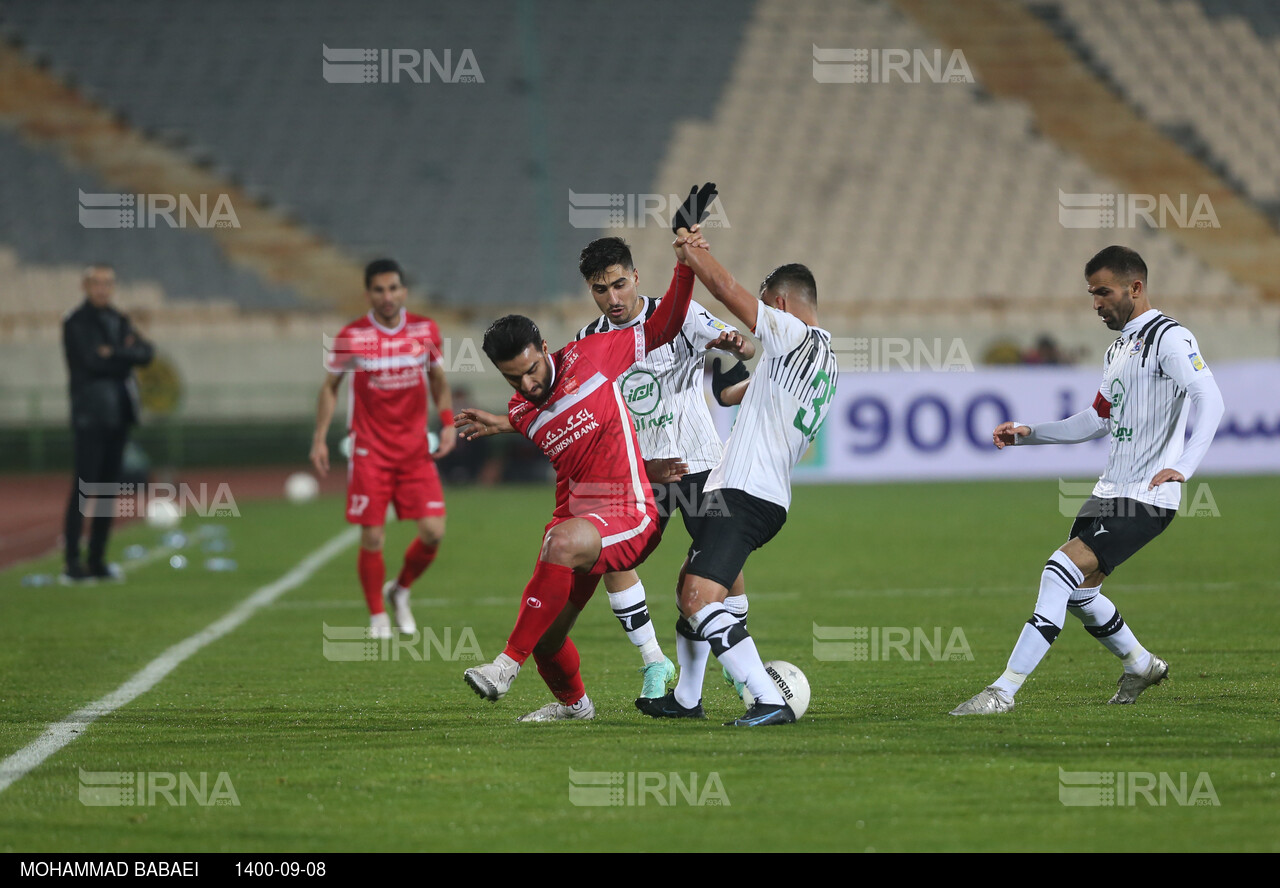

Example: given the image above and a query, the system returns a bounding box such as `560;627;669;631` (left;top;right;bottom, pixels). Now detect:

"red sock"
357;548;386;616
396;537;438;588
534;637;585;705
502;560;574;664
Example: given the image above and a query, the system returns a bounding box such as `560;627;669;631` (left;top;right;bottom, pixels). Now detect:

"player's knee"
540;524;588;567
1057;539;1097;576
675;581;700;619
418;520;444;547
360;527;385;551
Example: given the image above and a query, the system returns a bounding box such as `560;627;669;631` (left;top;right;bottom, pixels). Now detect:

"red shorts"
346;454;445;525
544;506;661;600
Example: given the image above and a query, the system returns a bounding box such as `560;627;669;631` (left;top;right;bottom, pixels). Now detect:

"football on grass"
764;660;810;719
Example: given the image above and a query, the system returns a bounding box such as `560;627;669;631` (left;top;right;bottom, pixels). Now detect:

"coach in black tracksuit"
62;264;154;582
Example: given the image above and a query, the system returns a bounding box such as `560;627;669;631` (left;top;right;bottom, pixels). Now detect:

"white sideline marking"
271;595;514;610
0;527;358;795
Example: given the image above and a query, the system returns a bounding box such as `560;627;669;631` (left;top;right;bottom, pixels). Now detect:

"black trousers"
64;424;130;568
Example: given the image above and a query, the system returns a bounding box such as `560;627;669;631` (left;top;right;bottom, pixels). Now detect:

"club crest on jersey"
1128;338;1143;356
562;375;579;395
1188;352;1205;371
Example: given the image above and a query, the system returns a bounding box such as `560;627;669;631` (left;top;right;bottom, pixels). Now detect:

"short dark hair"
1085;246;1147;285
365;258;404;289
579;237;634;282
482;314;543;364
761;263;817;303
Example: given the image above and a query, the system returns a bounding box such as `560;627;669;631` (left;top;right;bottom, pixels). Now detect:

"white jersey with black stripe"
706;304;838;510
1093;309;1213;510
576;297;734;474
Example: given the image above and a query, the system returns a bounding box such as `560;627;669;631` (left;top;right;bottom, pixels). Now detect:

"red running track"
0;467;345;571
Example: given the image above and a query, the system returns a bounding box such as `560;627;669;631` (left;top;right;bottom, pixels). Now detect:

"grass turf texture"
1;478;1277;852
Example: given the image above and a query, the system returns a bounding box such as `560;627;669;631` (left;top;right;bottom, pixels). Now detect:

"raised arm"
640;259;696;353
679;237;760;333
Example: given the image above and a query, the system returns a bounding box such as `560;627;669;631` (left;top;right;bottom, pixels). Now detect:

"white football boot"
464;653;521;701
1108;654;1168;704
517;696;596;722
383;580;416;634
369;612;393;641
950;685;1016;716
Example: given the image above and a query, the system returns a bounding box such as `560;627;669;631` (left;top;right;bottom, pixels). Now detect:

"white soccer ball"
429;430;440;454
763;660;810;719
284;471;320;503
145;498;181;530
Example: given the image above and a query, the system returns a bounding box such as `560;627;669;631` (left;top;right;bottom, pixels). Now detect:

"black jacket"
63;300;155;429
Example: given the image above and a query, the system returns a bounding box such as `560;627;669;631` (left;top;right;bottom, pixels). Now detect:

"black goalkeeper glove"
672;182;718;234
711;357;749;407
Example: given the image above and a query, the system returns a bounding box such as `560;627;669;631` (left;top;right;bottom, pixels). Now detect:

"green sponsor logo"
621;369;662;417
1109;378;1131;442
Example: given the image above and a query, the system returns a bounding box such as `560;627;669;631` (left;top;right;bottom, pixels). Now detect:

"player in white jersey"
574;234;756;706
637;236;838;727
952;246;1225;715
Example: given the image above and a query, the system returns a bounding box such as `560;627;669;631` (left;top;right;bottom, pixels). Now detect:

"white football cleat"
464;653;521;701
383;580;416;634
369;612;393;640
1108;654;1168;704
517;696;596;722
950;685;1016;716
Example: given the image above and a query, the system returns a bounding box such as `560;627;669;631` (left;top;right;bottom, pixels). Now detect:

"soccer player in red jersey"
310;259;455;639
458;229;703;720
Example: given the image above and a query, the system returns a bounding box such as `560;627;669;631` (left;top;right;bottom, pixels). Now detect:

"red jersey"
507;264;695;522
327;310;442;464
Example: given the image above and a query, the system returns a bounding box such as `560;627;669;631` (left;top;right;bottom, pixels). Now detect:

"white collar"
368;309;406;335
1122;308;1161;337
605;296;649;331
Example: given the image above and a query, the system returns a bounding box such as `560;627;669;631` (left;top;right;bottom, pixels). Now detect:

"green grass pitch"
1;478;1277;852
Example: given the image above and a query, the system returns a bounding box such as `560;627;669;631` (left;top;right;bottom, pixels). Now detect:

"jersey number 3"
793;370;834;442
